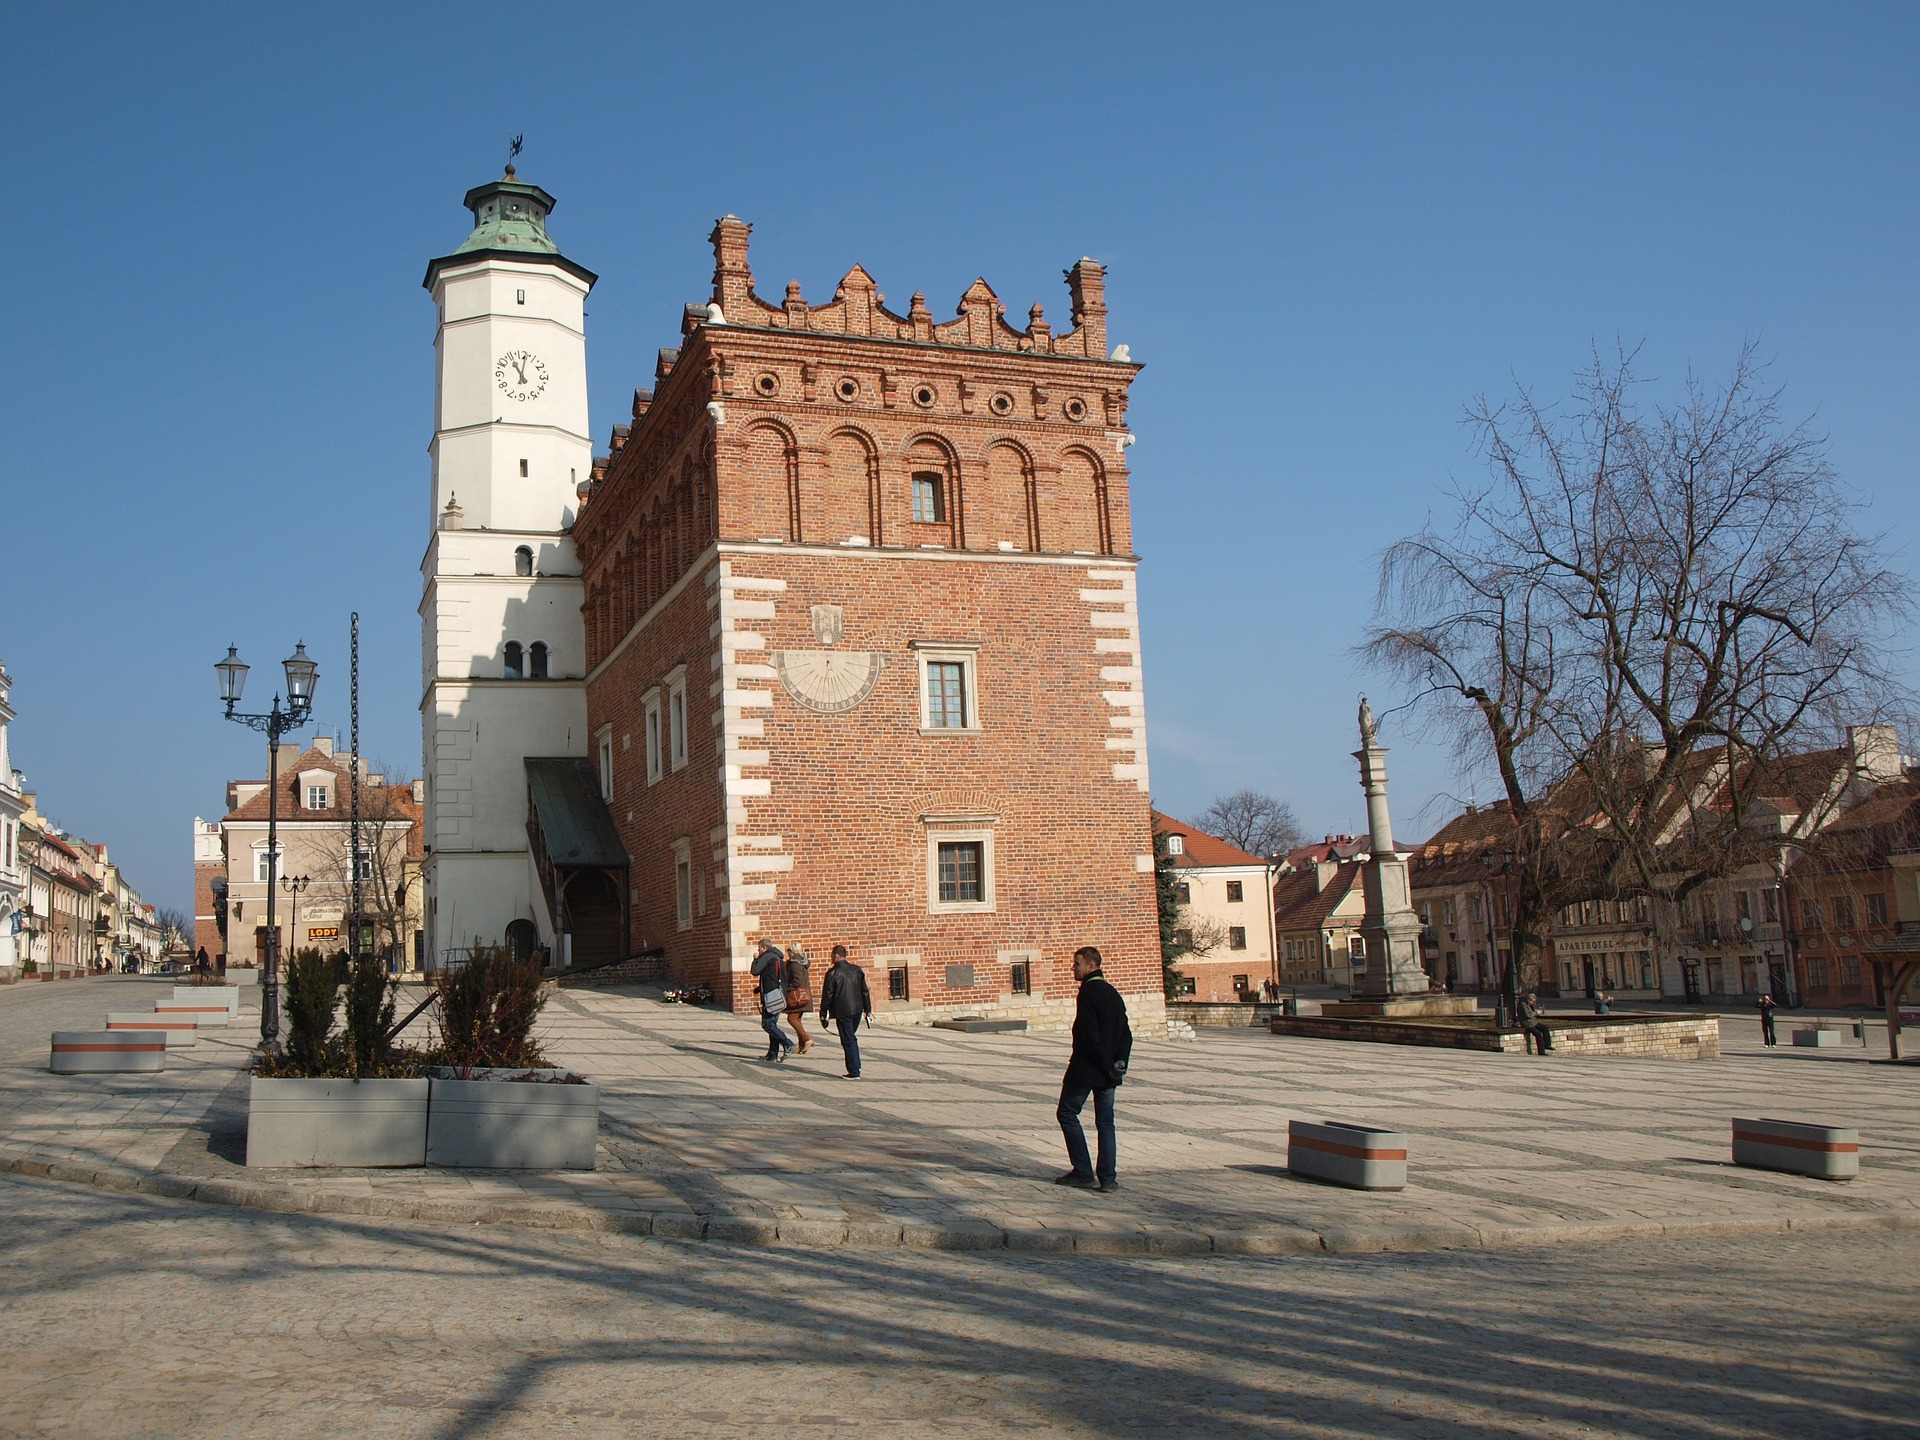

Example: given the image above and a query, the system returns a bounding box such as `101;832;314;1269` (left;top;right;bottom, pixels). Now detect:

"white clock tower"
419;166;595;965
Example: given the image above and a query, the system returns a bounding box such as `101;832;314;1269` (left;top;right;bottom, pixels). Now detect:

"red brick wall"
577;222;1157;1023
193;858;223;963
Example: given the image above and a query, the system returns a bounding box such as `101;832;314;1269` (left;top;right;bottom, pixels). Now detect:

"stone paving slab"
2;975;1918;1255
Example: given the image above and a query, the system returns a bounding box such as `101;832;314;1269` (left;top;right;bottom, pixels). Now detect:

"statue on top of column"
1358;695;1378;747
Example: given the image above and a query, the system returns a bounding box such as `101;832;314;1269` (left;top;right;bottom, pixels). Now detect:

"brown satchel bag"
784;956;814;1011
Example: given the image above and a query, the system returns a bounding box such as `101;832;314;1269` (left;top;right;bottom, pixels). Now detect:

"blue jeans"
835;1016;862;1075
1057;1081;1117;1183
761;1009;793;1058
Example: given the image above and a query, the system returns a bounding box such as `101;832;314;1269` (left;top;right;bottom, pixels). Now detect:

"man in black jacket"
818;944;873;1077
1055;945;1131;1192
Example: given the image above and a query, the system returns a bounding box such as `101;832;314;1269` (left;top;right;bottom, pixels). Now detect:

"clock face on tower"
495;350;549;402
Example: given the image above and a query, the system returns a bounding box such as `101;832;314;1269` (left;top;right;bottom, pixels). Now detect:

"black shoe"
1097;1178;1120;1193
1054;1171;1098;1189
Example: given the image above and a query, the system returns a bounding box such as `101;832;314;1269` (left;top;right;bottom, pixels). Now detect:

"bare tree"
311;769;420;964
1201;790;1305;859
1364;346;1911;1017
154;907;192;951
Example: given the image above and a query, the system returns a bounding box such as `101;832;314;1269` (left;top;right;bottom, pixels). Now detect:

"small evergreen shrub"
434;941;550;1071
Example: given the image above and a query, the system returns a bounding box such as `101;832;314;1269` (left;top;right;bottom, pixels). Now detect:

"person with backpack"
749;940;794;1063
818;944;872;1077
783;945;816;1055
1054;945;1131;1193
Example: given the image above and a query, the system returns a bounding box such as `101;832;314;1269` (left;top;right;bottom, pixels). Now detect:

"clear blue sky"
4;3;1916;913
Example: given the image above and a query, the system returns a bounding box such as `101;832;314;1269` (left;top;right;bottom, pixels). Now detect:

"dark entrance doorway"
562;872;622;969
1581;958;1596;998
504;918;538;961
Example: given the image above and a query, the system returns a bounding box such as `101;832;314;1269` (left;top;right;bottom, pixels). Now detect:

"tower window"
514;545;533;577
519;459;529;477
911;472;945;523
504;642;523;679
516;289;526;305
528;642;549;679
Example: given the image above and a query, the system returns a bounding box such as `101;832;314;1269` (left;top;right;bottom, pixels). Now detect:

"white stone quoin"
419;169;596;966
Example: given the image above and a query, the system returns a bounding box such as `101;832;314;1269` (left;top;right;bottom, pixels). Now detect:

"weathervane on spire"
506;134;523;176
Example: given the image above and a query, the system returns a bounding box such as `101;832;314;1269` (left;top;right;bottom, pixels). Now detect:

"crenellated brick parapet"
705;216;1116;360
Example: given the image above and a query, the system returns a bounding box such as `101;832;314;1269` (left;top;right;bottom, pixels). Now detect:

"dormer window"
297;768;334;812
1166;834;1185;856
306;785;329;810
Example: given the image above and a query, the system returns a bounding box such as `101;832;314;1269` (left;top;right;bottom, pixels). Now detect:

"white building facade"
419;168;595;966
0;663;25;978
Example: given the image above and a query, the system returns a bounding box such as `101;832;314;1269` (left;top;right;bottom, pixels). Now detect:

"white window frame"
667;667;689;772
672;839;693;931
1166;833;1184;856
306;785;328;811
596;726;614;802
912;641;981;735
925;819;996;915
252;844;284;883
643;689;663;785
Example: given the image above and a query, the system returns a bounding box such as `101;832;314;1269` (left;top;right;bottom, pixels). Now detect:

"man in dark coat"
818;944;872;1078
1757;991;1778;1046
1055;945;1132;1192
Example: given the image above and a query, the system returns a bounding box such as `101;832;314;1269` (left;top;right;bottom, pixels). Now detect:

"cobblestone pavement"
0;1170;1914;1439
2;977;1917;1253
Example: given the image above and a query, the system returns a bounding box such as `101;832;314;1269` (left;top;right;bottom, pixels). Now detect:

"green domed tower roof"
424;165;596;290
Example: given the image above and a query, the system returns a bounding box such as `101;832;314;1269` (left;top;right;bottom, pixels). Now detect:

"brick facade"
575;219;1161;1028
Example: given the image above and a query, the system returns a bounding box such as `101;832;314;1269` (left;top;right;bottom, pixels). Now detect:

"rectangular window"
1762;889;1779;923
306;786;327;810
928;662;967;728
1010;960;1031;995
1174;974;1196;997
1232;974;1250;995
1807;956;1828;987
1348;935;1365;962
911;472;945;523
1868;893;1888;926
1737;890;1752;921
518;458;529;477
254;849;280;883
1834;895;1856;928
597;728;614;801
1174;927;1193;949
355;853;373;882
888;965;910;1001
674;854;692;931
1228;926;1248;950
1802;899;1822;930
938;842;983;903
1175;881;1191;904
669;679;688;770
1225;881;1244;903
645;698;662;785
1840;955;1862;987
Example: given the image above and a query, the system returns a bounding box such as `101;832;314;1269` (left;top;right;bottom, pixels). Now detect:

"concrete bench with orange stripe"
1287;1119;1409;1190
104;1013;199;1047
49;1031;167;1074
1732;1117;1859;1181
152;1001;232;1027
172;986;243;1015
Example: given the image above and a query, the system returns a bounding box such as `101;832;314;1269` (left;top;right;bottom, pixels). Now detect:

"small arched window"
529;641;549;679
514;545;533;577
504;642;523;679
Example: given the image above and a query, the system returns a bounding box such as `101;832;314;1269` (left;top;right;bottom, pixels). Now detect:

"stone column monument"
1324;698;1478;1019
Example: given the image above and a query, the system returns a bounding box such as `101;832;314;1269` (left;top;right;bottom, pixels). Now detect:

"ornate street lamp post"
281;873;312;956
216;642;319;1045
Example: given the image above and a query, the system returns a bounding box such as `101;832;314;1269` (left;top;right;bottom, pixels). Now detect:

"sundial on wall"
772;603;884;714
772;650;884;714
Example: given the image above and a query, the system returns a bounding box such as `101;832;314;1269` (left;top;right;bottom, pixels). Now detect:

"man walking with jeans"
818;944;872;1077
1055;945;1132;1193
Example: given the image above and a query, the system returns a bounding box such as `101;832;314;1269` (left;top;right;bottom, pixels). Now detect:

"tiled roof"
1272;862;1362;932
1153;810;1264;868
223;746;421;834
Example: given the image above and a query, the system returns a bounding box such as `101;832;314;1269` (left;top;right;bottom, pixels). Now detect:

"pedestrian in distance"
1054;945;1132;1193
749;940;795;1063
1757;991;1779;1047
1593;990;1615;1016
783;945;816;1055
194;947;212;985
818;944;873;1077
1518;989;1554;1055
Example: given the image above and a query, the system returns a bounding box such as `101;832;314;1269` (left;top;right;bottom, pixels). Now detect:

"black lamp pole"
216;643;319;1046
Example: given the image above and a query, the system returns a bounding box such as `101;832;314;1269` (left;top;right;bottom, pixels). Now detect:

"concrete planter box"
154;1003;232;1027
425;1075;600;1170
1287;1119;1408;1190
1732;1117;1859;1181
173;986;243;1013
50;1031;167;1074
246;1078;430;1168
1791;1028;1843;1048
105;1013;198;1046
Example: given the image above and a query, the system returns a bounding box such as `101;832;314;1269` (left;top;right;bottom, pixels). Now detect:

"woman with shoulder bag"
750;940;795;1063
784;945;816;1055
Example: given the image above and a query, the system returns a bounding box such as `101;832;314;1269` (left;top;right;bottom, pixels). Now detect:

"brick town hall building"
419;166;1161;1028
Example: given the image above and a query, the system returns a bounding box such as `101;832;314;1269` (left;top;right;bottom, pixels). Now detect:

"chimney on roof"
314;736;333;758
1315;859;1337;892
1847;724;1901;784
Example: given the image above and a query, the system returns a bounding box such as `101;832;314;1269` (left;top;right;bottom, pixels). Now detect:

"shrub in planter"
280;947;342;1077
433;942;550;1072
